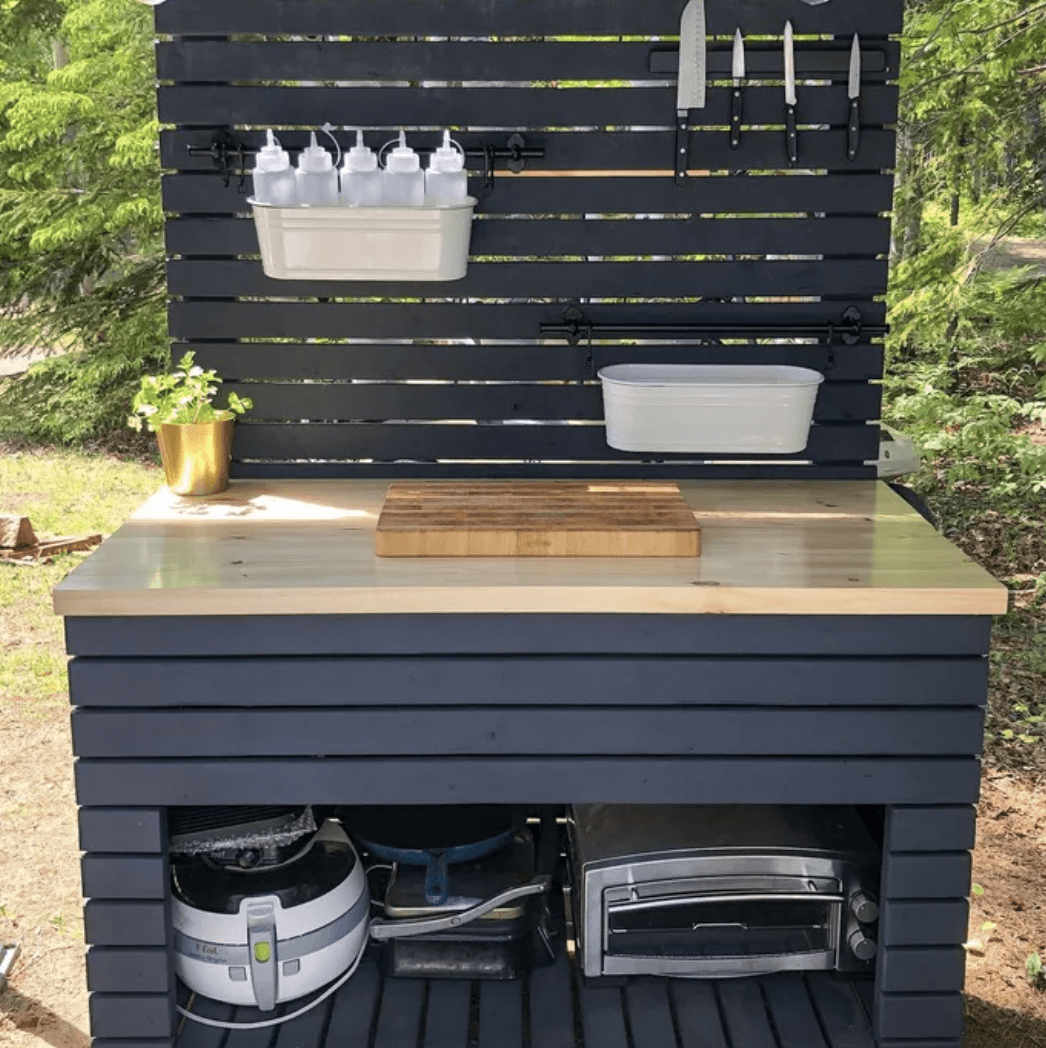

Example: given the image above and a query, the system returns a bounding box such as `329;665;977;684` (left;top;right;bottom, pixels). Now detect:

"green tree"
0;0;166;442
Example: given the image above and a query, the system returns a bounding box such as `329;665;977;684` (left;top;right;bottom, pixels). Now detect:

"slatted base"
176;952;878;1048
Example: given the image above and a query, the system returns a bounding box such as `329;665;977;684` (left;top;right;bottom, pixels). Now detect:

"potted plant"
128;351;253;496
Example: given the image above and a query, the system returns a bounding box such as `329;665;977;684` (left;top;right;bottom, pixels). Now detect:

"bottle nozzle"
266;129;278;149
356;130;364;149
399;130;407;148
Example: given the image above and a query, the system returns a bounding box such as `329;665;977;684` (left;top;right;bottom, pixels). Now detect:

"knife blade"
847;33;861;162
730;29;745;149
783;20;798;165
675;0;706;185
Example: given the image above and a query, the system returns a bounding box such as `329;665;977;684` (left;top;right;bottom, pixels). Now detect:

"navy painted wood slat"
67;657;990;710
167;258;890;302
157;40;901;85
876;994;965;1041
477;977;523;1048
880;901;970;947
578;982;629;1048
626;979;677;1048
63;615;995;659
70;708;986;759
670;980;729;1048
760;973;828;1048
883;853;972;899
181;341;886;384
176;992;236;1047
85;901;169;947
154;0;904;38
530;953;574;1048
212;381;880;426
423;981;471;1048
158;85;898;134
73;757;982;806
807;975;878;1048
234;462;877;480
877;947;966;994
87;948;173;995
167;301;886;342
93;1041;173;1048
89;994;173;1039
716;979;777;1047
227;419;878;464
161;169;896;215
81;855;168;899
373;977;425;1048
165;215;893;260
887;806;977;853
79;808;165;853
271;989;332;1048
324;960;381;1044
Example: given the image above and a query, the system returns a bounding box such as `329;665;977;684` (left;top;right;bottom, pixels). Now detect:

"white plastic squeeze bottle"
381;131;425;206
252;130;297;205
295;131;339;205
425;130;468;205
340;129;382;206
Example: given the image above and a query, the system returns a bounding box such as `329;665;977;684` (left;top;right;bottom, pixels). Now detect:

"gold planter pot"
157;416;234;496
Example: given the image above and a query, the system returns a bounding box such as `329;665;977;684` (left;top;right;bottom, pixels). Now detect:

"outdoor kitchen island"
54;477;1007;1048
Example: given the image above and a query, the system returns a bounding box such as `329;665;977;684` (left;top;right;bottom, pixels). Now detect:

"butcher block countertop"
52;479;1008;617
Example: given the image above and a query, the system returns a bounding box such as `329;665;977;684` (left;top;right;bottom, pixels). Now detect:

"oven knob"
848;929;877;962
849;891;879;924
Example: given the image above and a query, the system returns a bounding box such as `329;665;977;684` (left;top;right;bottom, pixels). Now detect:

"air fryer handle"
369;875;551;940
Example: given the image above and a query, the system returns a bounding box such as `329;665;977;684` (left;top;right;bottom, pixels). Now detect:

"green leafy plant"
127;352;252;433
1026;952;1044;988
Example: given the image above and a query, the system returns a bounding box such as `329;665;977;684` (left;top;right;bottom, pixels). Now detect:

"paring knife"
783;20;798;165
675;0;706;185
847;33;861;161
730;29;745;149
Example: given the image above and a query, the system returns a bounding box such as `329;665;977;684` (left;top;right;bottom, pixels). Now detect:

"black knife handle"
785;104;798;165
847;98;860;162
675;114;690;185
730;88;742;149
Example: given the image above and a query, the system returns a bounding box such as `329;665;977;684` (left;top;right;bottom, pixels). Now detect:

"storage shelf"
176;950;878;1048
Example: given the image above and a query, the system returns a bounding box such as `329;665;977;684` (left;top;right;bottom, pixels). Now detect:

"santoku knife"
730;28;745;149
675;0;706;185
783;20;798;165
848;33;861;161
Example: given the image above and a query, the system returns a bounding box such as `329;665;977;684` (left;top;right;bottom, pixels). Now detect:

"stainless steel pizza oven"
568;805;880;979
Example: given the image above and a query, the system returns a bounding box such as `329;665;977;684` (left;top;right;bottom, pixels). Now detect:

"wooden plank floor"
176;952;878;1048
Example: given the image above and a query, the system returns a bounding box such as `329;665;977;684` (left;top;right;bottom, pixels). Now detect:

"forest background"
0;0;1045;756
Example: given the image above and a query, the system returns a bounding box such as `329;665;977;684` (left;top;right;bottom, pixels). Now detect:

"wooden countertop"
52;480;1008;617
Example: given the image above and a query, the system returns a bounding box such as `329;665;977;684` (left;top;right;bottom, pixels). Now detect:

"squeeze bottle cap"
255;129;290;172
385;130;421;173
429;130;464;172
343;129;378;172
298;131;334;173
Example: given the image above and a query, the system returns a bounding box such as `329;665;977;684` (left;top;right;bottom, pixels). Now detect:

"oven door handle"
607;892;844;914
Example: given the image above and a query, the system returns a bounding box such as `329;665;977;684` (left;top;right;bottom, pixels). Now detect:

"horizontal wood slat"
158;40;900;85
70;707;985;758
63;615;996;659
161;170;896;214
167;258;890;301
85;901;168;947
74;757;982;806
67;658;990;709
169;301;887;341
887;806;977;852
158;85;898;133
876;994;965;1041
183;341;886;384
877;947;966;994
89;995;173;1040
224;381;878;425
87;948;173;995
228;420;878;463
78;808;165;854
880;901;970;947
165;216;893;260
155;0;905;37
81;855;168;899
883;852;972;899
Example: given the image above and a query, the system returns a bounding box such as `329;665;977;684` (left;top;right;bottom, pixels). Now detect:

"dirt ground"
0;683;1045;1046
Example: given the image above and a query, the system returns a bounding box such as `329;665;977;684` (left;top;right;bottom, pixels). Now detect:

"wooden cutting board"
375;482;701;557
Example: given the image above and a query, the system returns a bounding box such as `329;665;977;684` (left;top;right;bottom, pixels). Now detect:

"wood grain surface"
374;481;701;557
51;480;1008;617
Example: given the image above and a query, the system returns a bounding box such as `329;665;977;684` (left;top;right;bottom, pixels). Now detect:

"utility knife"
783;20;798;165
730;29;745;149
675;0;706;184
847;34;861;161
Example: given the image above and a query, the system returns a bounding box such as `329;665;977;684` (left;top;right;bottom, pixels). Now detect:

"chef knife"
783;20;798;165
730;28;745;149
847;33;861;162
675;0;706;185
